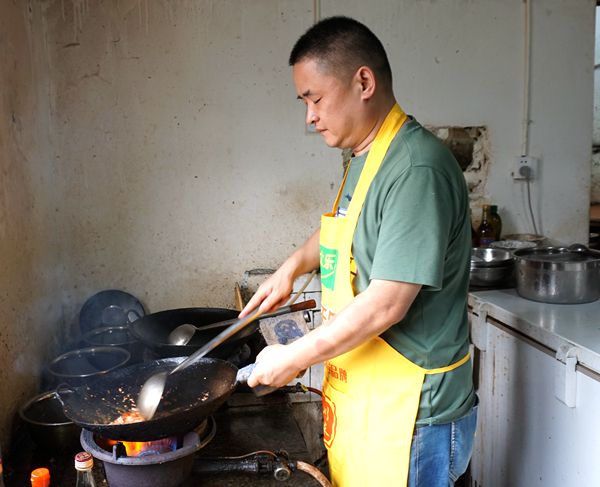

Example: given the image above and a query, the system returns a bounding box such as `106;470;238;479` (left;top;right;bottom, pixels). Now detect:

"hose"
296;461;332;487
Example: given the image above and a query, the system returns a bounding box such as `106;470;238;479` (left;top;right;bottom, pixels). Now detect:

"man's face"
293;58;364;150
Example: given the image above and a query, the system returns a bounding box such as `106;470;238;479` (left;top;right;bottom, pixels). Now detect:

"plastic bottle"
75;452;97;487
0;443;5;487
30;467;50;487
490;205;503;240
477;205;496;247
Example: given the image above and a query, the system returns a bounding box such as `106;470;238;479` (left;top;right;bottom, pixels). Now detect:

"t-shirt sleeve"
369;166;454;290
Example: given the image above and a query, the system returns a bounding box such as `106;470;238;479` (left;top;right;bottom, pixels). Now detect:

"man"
240;16;477;487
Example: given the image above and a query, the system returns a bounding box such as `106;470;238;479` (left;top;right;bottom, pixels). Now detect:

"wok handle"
199;299;316;331
236;364;279;397
171;299;317;375
55;383;76;406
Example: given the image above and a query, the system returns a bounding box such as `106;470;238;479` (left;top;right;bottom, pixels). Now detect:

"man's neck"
352;98;397;156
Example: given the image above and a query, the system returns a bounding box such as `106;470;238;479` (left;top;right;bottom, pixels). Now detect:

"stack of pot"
470;248;515;288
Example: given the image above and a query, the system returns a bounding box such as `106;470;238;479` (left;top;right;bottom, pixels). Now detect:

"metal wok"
56;357;241;441
128;308;254;359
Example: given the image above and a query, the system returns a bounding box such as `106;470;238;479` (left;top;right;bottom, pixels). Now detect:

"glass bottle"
477;205;496;247
470;209;479;247
490;205;503;240
30;467;50;487
75;452;97;487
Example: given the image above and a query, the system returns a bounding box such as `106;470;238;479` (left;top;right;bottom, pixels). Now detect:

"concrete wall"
0;0;594;447
0;1;64;446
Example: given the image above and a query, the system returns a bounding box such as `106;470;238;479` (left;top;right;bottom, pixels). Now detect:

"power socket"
512;156;538;180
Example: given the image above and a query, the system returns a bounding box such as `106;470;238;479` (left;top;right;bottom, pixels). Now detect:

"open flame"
104;437;178;457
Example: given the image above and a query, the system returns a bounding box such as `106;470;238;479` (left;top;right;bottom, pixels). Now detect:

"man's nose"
306;108;318;126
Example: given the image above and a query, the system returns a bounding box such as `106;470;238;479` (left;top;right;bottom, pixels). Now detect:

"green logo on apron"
320;245;338;290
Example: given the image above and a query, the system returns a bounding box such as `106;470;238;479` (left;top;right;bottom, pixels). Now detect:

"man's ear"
355;66;376;100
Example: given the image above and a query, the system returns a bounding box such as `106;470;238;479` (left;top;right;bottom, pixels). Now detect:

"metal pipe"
296;461;332;487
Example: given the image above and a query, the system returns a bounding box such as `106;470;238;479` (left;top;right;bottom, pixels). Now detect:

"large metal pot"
513;244;600;304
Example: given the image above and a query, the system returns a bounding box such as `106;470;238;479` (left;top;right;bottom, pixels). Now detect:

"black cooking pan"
56;357;243;441
128;308;252;359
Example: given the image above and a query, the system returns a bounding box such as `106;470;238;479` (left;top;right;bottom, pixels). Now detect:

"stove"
75;393;328;487
81;418;216;487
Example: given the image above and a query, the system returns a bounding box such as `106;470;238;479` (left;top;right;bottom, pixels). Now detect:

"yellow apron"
319;104;470;487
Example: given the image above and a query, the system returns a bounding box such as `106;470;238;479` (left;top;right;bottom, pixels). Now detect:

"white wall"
0;0;594;446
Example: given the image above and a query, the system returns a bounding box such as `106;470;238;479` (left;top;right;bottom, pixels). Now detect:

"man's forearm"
288;279;421;369
280;228;320;280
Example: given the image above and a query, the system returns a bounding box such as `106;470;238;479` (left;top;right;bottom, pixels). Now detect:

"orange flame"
104;437;177;457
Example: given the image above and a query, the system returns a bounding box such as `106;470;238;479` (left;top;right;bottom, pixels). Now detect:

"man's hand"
239;228;321;318
247;344;303;388
239;267;296;318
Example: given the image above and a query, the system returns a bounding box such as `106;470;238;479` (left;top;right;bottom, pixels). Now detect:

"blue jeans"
408;401;478;487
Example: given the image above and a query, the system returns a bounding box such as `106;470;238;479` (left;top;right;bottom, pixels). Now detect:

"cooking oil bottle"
477;205;496;247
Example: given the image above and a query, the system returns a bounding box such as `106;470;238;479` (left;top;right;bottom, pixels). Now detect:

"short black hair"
289;16;392;89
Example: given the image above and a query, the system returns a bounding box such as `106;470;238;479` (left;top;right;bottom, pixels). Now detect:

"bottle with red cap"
75;452;96;487
30;467;50;487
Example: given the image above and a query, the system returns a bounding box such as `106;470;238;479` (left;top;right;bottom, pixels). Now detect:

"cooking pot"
83;325;145;363
47;346;131;386
19;391;81;452
513;244;600;304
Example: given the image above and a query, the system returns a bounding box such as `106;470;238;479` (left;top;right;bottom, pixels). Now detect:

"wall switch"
512;156;538;180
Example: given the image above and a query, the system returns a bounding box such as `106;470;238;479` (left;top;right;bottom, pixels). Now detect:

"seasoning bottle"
75;452;97;487
490;205;503;240
470;209;479;247
477;205;496;247
0;443;5;487
30;467;50;487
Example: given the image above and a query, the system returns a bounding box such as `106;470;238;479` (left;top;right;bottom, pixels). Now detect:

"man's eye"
314;97;322;104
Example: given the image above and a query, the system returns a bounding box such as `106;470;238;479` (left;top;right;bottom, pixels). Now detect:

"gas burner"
80;417;216;487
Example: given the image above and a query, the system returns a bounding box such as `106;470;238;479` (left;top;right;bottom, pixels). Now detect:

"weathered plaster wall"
0;1;65;446
42;0;339;314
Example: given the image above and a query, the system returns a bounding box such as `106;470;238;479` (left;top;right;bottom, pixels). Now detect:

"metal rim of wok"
55;357;239;441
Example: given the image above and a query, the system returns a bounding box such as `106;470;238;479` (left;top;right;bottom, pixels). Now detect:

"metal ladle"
137;270;317;420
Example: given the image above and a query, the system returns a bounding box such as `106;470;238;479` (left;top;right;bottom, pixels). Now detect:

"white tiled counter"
468;289;600;487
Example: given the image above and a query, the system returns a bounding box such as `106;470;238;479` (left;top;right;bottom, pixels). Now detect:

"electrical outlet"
512;156;538;180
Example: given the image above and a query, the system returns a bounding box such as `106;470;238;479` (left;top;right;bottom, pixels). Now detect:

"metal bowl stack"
470;248;515;288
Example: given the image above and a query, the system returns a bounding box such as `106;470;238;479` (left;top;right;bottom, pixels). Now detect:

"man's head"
289;17;395;153
289;16;393;92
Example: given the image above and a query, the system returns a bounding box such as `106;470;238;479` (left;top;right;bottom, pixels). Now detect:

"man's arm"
247;278;421;388
239;228;321;317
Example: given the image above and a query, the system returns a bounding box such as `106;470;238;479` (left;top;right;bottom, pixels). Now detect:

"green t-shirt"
337;117;475;425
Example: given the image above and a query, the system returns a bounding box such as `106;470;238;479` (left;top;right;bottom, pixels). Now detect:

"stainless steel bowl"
514;245;600;304
470;248;515;287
